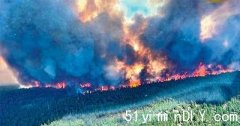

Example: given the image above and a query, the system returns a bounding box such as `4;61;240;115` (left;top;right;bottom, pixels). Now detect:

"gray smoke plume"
140;0;240;71
0;0;128;86
0;0;240;88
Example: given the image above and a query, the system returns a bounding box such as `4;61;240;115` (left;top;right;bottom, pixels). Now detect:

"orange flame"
129;80;141;88
55;82;66;89
157;63;233;83
20;0;237;92
193;63;207;77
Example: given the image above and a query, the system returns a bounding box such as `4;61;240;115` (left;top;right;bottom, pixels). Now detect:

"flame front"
0;0;239;91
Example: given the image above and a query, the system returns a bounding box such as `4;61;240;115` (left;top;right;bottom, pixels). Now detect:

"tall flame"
29;0;236;89
1;0;238;91
119;16;168;87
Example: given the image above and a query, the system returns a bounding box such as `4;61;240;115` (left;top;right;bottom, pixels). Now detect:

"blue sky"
119;0;161;19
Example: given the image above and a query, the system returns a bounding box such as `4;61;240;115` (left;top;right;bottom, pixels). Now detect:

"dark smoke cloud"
0;0;128;86
206;15;240;65
0;0;240;87
141;0;205;71
140;0;240;71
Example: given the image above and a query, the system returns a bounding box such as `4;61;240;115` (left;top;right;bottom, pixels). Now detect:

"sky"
119;0;164;18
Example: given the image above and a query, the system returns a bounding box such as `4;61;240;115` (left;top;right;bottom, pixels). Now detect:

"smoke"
0;0;128;86
0;0;239;88
141;0;240;71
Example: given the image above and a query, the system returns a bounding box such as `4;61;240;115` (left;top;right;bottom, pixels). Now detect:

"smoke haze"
0;0;239;87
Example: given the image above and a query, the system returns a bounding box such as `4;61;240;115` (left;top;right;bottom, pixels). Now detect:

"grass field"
44;96;240;126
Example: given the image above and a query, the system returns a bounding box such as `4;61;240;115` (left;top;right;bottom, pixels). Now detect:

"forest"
0;72;240;126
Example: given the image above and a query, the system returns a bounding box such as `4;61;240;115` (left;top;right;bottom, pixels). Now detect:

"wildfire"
125;63;144;80
20;62;234;93
80;83;91;88
120;14;168;87
33;81;41;87
75;0;168;86
129;80;141;88
75;0;233;89
99;86;110;92
21;81;66;89
55;82;66;89
157;63;233;82
193;63;207;77
15;0;238;92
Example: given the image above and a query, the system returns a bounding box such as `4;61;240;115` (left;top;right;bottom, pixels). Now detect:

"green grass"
43;96;240;126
